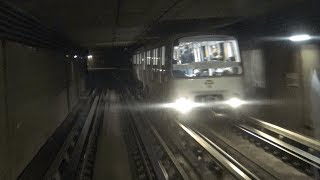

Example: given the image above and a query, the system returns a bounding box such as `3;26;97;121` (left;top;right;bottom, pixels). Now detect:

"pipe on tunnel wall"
0;40;86;179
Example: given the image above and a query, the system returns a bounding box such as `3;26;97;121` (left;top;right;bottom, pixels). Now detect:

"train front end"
168;35;245;116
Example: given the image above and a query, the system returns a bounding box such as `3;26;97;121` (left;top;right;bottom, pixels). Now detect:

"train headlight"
225;97;245;108
173;97;197;114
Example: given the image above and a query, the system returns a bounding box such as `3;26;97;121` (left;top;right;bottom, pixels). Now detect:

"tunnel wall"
0;40;85;179
241;41;320;136
300;44;320;134
0;41;10;179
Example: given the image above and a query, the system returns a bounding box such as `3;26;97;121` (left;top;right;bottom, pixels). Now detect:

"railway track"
38;88;315;180
178;122;259;180
237;116;320;177
193;109;317;179
125;90;271;180
44;89;106;180
19;87;318;180
123;91;191;180
18;89;97;180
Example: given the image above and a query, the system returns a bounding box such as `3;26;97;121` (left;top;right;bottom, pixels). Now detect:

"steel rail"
248;116;320;152
149;123;191;180
179;123;258;180
44;95;99;179
130;115;155;180
78;91;107;180
238;124;320;169
125;90;191;180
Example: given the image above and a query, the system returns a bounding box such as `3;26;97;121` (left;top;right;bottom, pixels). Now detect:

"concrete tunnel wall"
241;40;320;136
0;40;86;179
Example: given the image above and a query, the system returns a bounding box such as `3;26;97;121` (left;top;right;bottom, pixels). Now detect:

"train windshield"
172;38;242;78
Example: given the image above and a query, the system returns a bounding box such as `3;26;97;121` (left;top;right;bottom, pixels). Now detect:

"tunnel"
1;0;320;179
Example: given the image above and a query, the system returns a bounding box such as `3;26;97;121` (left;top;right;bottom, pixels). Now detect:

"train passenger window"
147;51;151;65
157;48;161;66
133;55;136;64
151;50;154;67
161;46;165;66
142;52;146;70
153;49;158;66
172;38;242;78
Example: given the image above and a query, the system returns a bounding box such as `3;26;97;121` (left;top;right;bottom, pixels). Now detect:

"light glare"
289;34;311;42
166;97;201;114
225;98;245;108
174;97;193;113
87;55;93;59
74;55;78;58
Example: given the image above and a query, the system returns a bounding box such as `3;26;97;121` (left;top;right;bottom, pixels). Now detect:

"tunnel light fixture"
289;34;311;42
87;55;93;59
74;55;78;58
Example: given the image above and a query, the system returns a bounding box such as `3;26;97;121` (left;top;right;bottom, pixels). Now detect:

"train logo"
205;80;214;88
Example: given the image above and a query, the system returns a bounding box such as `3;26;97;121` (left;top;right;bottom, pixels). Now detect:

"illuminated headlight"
172;97;198;114
225;97;245;108
289;34;311;42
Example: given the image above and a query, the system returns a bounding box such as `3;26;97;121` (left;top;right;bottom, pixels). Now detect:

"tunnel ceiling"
10;0;302;47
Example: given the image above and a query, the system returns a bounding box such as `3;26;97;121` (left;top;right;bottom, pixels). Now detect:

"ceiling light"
87;55;93;59
74;55;78;58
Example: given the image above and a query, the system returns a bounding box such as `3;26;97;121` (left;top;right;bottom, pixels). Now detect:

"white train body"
132;34;245;113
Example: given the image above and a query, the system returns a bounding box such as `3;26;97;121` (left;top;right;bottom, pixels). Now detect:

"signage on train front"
205;80;214;88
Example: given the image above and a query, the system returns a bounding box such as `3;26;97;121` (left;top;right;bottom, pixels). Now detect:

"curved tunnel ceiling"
9;0;303;47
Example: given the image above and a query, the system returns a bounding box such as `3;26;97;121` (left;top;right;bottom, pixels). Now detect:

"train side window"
155;48;159;67
153;49;157;67
150;49;154;80
142;52;146;70
161;46;165;66
152;49;156;66
151;50;154;66
156;48;159;66
147;51;151;65
133;55;136;64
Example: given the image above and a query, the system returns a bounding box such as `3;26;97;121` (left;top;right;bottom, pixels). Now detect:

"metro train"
132;34;245;114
